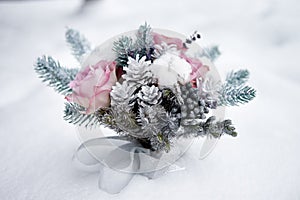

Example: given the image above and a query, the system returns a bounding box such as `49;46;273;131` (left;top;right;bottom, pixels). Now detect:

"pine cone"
137;85;162;107
111;104;142;137
110;82;131;106
122;56;153;89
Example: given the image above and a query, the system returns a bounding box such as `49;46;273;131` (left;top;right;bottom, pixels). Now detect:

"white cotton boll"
149;64;178;86
151;52;192;86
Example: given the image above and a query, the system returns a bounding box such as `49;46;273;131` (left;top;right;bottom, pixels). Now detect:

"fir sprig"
197;45;221;62
113;36;135;67
64;102;99;127
135;22;154;60
204;46;221;62
112;23;154;67
218;85;256;106
64;102;118;129
218;69;256;106
34;56;78;95
226;69;249;86
65;28;91;63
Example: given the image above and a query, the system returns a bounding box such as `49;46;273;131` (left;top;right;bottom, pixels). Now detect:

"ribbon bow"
73;136;188;194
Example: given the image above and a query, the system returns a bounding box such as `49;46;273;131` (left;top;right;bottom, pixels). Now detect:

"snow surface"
0;0;300;199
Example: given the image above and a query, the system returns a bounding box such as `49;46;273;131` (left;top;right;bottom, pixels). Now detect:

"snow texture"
0;0;300;199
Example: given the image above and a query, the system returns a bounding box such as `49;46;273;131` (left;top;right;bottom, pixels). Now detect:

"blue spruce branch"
65;28;91;63
34;55;79;95
197;45;221;62
135;22;154;60
64;102;118;129
64;103;99;127
218;85;256;106
226;69;249;86
203;45;221;62
113;36;135;67
112;23;154;67
218;69;256;106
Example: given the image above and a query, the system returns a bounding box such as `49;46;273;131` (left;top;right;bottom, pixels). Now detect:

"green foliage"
135;22;154;58
113;36;135;67
202;45;221;62
219;85;256;106
196;45;221;62
218;69;256;106
34;55;78;95
64;102;117;129
112;23;154;67
226;69;249;86
64;103;99;127
65;28;91;62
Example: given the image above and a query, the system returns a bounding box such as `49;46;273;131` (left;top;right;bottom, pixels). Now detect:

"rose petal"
152;32;186;51
66;60;117;114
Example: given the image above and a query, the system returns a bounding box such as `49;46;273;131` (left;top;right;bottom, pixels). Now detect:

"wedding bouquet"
35;23;256;193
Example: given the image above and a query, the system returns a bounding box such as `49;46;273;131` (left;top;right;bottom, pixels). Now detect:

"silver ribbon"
73;136;186;194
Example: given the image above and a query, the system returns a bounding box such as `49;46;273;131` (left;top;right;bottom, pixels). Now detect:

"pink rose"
66;61;117;114
152;32;187;51
180;53;209;81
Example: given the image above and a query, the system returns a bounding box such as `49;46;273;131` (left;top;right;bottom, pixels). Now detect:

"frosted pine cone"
122;55;153;89
110;82;131;106
137;85;162;107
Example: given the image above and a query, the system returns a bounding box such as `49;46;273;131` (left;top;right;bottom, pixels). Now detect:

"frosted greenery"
34;55;78;95
65;28;91;63
218;69;256;106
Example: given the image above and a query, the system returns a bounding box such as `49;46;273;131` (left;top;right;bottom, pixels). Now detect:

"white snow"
0;0;300;199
